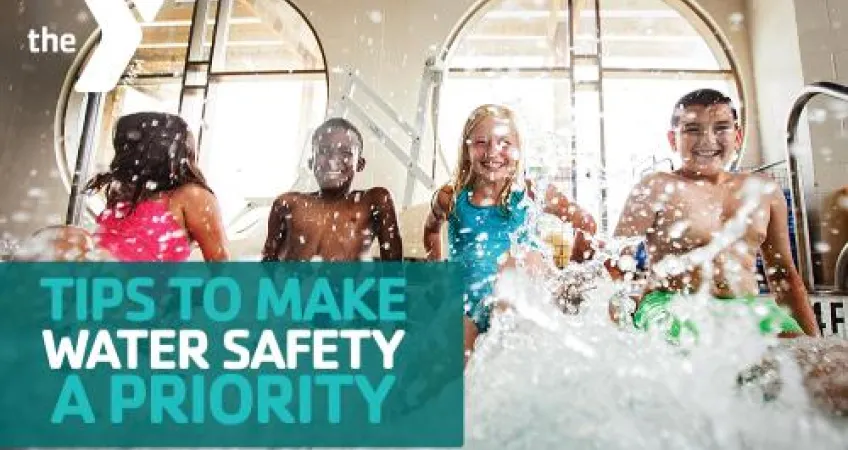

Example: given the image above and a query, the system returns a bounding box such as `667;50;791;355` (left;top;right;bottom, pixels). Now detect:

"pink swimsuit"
95;198;192;262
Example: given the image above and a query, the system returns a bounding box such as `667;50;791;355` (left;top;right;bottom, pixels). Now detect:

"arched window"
437;0;740;232
59;0;328;245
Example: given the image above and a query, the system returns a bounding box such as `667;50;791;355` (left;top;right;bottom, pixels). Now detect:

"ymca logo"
74;0;165;93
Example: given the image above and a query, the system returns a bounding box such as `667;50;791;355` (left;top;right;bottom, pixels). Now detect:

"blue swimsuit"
447;187;537;332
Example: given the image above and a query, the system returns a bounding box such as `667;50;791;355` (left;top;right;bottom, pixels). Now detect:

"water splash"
464;268;848;449
458;169;848;448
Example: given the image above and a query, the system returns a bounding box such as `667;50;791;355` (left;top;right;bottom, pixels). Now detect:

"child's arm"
368;187;403;261
761;185;820;337
423;186;454;261
261;195;290;262
610;174;662;280
540;184;598;263
177;184;230;261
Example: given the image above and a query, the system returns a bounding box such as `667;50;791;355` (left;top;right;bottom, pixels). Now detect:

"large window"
438;0;740;233
60;0;328;243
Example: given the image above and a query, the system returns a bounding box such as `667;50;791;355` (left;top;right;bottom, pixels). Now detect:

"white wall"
794;0;848;198
745;0;807;166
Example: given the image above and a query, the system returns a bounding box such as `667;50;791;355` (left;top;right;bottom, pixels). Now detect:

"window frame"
55;0;329;235
435;0;745;233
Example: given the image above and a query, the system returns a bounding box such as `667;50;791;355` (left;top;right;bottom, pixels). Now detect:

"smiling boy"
261;118;403;262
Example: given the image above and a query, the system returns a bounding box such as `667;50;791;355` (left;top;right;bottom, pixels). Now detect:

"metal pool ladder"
785;81;848;294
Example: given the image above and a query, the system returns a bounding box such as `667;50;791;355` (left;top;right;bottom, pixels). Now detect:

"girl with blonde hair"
423;104;597;359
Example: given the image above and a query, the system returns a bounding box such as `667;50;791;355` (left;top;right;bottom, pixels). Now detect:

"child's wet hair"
449;104;522;215
311;117;364;151
85;112;212;210
670;89;738;128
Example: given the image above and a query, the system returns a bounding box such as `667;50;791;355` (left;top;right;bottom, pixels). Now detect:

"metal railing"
837;242;848;292
337;58;447;208
785;81;848;292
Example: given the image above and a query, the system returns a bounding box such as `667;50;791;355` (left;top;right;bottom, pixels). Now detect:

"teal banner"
0;262;464;447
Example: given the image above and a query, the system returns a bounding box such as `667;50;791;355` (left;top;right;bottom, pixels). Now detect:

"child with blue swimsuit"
423;104;598;363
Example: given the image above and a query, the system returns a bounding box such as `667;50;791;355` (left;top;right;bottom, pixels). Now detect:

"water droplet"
809;109;828;123
27;188;46;198
669;220;690;239
367;10;383;24
11;211;31;223
729;12;744;29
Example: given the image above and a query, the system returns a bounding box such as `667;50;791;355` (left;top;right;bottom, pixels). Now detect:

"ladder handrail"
837;242;848;292
337;60;448;208
785;81;848;291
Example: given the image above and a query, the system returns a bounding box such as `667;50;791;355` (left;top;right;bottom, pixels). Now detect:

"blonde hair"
447;104;522;215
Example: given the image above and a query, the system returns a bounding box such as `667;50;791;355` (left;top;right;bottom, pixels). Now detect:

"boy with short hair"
612;88;819;338
261;118;403;261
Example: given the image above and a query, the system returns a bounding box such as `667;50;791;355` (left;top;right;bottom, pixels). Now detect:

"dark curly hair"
85;112;212;210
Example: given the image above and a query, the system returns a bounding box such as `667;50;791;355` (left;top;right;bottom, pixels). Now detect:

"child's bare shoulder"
361;187;395;205
271;192;316;213
272;192;298;206
170;183;215;204
743;171;777;184
644;171;678;185
627;171;677;197
736;172;782;196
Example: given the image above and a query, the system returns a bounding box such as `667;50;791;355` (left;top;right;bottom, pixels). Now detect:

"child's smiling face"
312;127;363;190
670;103;741;177
466;116;520;184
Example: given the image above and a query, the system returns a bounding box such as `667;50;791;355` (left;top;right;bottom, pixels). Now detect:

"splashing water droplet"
27;188;46;198
669;220;690;239
11;211;31;223
809;109;828;123
729;12;744;28
367;10;383;23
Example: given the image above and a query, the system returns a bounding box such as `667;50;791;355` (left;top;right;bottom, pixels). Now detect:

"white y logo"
74;0;165;93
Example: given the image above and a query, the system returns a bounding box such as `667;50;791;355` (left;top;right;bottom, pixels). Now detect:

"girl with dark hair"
85;112;229;262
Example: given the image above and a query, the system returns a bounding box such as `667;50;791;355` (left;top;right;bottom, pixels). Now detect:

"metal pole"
785;81;848;290
836;243;848;293
65;92;104;226
566;0;578;200
750;159;786;173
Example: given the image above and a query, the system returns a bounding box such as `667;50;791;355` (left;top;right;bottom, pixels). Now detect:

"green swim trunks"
632;290;803;343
